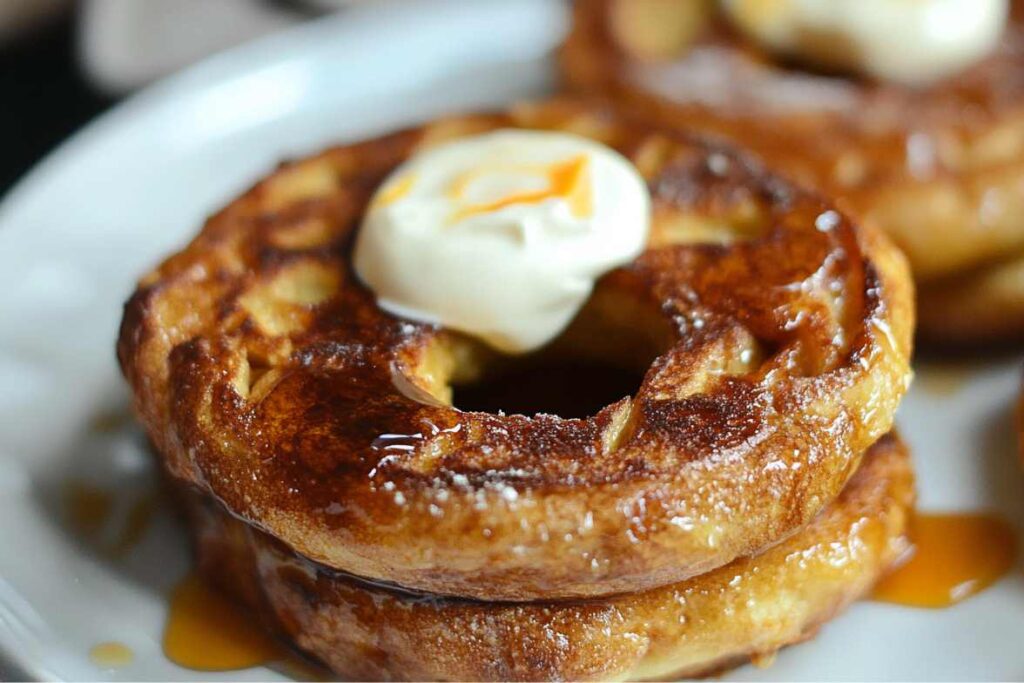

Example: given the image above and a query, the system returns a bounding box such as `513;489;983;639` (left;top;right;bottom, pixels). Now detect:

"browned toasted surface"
561;0;1024;343
182;433;914;682
118;99;913;600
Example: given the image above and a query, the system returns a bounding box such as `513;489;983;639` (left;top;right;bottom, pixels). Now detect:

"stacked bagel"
118;100;915;680
563;0;1024;346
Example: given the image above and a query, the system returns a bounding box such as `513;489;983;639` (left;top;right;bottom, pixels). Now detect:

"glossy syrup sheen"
164;573;282;671
872;512;1018;608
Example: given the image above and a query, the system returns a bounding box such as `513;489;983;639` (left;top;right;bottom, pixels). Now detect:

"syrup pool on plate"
872;512;1018;608
163;573;282;671
163;572;329;680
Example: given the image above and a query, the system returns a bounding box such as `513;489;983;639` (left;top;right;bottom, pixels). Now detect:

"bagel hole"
445;287;673;419
452;360;646;419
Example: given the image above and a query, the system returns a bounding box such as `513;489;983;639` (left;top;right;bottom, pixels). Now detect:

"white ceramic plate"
0;1;1021;680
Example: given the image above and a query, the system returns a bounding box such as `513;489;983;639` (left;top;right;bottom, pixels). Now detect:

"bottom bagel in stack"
179;433;912;681
118;100;915;680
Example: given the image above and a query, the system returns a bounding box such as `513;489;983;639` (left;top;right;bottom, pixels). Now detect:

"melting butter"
354;130;650;353
722;0;1008;85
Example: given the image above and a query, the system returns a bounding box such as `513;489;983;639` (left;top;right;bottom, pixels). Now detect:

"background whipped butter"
721;0;1008;85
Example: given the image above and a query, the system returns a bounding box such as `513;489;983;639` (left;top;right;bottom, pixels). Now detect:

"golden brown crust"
118;99;913;600
181;433;914;682
561;0;1024;343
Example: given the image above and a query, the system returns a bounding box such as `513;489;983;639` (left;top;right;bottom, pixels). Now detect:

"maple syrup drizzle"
872;512;1018;608
89;641;134;669
163;573;282;671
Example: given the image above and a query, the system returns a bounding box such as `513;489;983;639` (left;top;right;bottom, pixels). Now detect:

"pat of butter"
354;130;650;353
721;0;1008;85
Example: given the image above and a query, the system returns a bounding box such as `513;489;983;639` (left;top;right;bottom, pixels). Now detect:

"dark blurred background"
0;0;341;197
0;15;111;195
